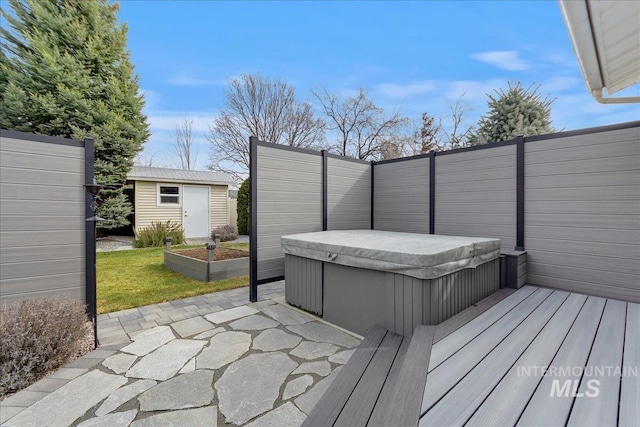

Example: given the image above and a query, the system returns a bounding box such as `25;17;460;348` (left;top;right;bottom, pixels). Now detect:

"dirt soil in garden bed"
174;247;249;262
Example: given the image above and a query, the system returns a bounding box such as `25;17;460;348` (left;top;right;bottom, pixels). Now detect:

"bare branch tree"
312;87;408;161
404;113;445;155
440;93;475;149
207;73;325;179
134;149;160;167
173;117;198;170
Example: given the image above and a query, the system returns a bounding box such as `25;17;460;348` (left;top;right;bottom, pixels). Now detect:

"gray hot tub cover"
281;230;501;280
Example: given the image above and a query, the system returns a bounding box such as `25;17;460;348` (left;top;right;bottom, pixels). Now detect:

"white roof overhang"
559;0;640;104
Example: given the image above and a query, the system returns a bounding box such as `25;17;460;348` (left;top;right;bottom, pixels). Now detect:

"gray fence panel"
327;156;371;230
256;144;322;281
0;133;86;306
374;157;430;233
435;145;517;251
524;126;640;302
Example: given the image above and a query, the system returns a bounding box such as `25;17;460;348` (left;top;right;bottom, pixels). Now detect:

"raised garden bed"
164;247;249;282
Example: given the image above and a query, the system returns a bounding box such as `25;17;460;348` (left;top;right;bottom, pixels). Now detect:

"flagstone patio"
0;281;361;427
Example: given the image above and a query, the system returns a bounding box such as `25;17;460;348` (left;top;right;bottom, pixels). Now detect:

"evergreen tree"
470;82;554;145
236;178;250;235
1;0;149;229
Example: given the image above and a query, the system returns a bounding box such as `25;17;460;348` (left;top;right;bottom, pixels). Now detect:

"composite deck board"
620;302;640;427
516;295;606;426
302;325;387;427
429;286;537;369
433;288;516;343
465;293;588;426
335;332;403;427
421;287;553;412
567;299;627;427
367;338;410;425
370;326;435;427
419;290;570;426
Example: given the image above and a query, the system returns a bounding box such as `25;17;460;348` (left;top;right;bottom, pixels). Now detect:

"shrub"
212;225;238;242
133;220;185;248
237;178;250;235
0;297;93;397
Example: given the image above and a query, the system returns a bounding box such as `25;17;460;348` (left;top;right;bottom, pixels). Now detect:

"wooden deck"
420;285;639;427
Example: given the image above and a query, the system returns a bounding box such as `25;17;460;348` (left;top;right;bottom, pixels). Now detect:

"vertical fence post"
249;136;258;302
515;135;525;251
370;162;375;230
429;151;436;234
83;137;97;348
322;150;328;231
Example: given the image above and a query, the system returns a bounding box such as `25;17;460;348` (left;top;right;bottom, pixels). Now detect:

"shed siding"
327;157;371;230
134;180;182;230
435;145;517;251
210;184;229;227
256;145;322;281
133;181;228;233
524;127;640;302
0;135;85;305
374;157;430;233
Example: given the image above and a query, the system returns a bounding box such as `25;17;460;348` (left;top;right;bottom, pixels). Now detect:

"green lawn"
97;243;250;314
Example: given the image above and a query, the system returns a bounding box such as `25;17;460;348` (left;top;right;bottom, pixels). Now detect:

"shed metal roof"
128;166;237;185
560;0;640;103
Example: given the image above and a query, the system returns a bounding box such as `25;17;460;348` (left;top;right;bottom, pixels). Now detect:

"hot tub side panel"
285;254;323;315
323;258;500;337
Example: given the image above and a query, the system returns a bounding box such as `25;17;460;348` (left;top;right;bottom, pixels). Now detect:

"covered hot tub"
282;230;501;337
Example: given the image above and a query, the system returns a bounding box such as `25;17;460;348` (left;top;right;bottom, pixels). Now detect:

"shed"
126;166;236;238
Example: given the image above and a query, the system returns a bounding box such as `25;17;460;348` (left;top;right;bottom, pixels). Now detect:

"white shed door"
183;186;209;238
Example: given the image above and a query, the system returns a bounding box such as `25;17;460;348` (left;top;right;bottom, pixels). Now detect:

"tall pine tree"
1;0;149;229
470;82;554;145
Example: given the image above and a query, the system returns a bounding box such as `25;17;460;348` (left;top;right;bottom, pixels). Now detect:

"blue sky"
118;1;640;170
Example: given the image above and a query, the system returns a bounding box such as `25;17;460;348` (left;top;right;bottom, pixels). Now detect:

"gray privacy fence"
0;130;96;320
250;121;639;303
249;137;371;300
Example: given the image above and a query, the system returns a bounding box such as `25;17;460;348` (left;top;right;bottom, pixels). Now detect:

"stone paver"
66;356;104;370
138;370;215;411
120;326;176;356
253;328;302;352
290;341;339;360
328;349;356;365
46;367;88;380
102;353;137;374
2;283;365;427
261;305;313;326
96;380;156;416
292;361;332;377
193;326;225;340
196;331;251;370
130;406;217;427
216;352;298;425
178;358;196;374
6;370;127;426
295;366;343;415
126;339;205;381
246;402;306;427
204;306;258;324
283;375;313;400
287;322;360;348
0;406;23;424
229;314;279;331
1;390;48;408
24;378;69;393
170;316;215;338
77;409;137;427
